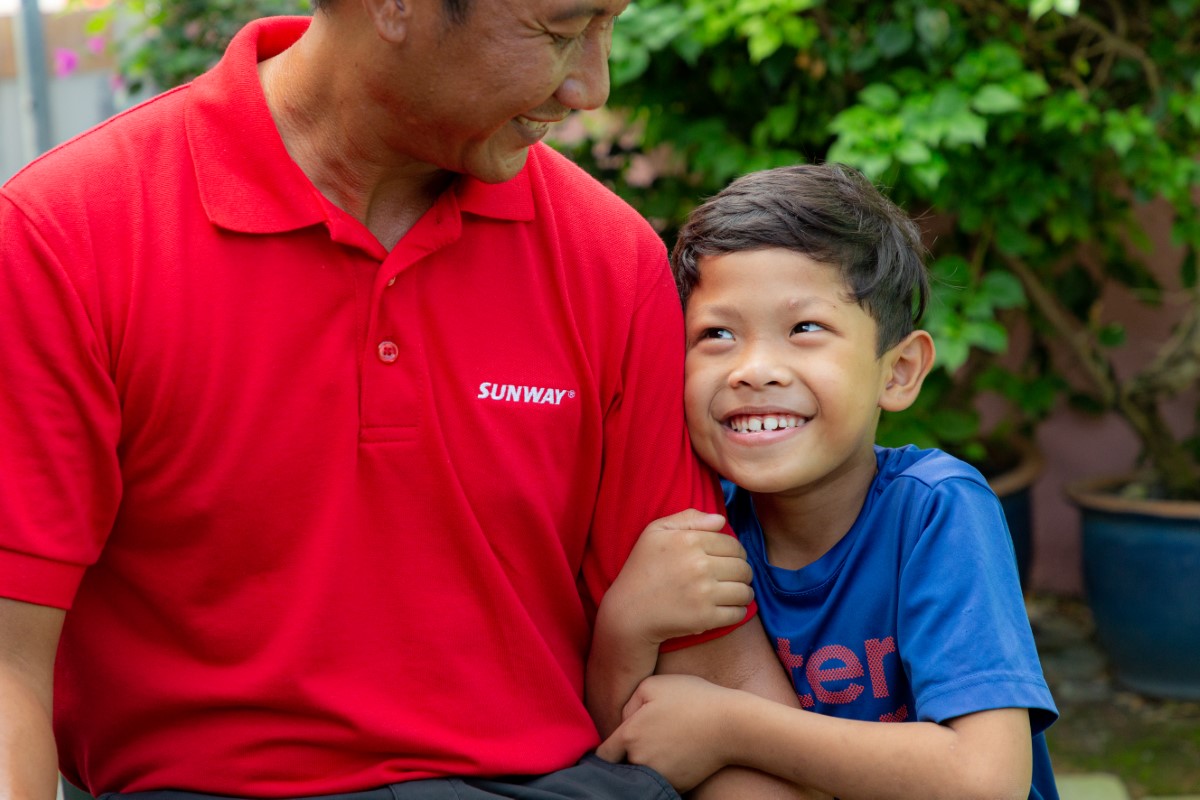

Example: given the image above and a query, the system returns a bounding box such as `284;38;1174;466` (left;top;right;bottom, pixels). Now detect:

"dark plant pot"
984;438;1043;592
1069;476;1200;700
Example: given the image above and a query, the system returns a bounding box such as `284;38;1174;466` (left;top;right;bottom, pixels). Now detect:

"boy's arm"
600;674;1032;800
654;620;832;800
0;598;65;800
586;509;753;737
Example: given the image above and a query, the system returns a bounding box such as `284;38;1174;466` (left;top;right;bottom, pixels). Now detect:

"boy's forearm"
724;694;1032;800
657;619;823;799
586;601;661;738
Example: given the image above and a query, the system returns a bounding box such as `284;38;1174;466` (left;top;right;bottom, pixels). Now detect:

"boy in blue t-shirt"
590;164;1058;799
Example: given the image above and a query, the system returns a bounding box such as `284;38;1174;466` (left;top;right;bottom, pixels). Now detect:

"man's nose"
555;32;612;111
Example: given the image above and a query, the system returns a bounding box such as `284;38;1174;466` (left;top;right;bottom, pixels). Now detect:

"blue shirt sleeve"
895;474;1057;734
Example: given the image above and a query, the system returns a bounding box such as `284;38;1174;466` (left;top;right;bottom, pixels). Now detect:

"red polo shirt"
0;17;730;796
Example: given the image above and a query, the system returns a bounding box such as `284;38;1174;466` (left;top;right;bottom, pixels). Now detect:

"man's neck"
257;21;450;249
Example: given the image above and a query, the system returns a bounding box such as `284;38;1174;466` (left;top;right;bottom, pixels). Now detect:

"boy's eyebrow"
691;296;832;320
785;295;836;312
688;302;745;321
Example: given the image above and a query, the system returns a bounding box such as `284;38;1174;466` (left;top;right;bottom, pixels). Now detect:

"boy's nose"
728;342;792;388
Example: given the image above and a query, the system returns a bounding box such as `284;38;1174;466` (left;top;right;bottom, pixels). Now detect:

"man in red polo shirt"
0;1;814;799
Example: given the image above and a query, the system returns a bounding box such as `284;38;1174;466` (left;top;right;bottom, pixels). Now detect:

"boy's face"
683;248;894;497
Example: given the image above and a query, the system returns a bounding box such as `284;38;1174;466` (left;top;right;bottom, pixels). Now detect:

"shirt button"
386;277;396;286
377;341;400;363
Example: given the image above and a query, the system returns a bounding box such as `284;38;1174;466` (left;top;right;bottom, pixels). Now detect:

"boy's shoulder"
720;445;988;508
873;444;989;493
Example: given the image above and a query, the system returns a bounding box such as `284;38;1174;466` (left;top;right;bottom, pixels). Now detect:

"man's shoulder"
2;86;191;208
525;144;656;232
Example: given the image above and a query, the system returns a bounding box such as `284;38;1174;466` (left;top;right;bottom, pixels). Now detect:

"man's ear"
879;330;935;413
363;0;412;43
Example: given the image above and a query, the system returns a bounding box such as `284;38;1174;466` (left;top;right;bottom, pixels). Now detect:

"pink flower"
53;47;80;78
86;36;106;56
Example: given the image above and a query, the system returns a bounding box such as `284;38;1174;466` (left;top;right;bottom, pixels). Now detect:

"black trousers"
94;755;681;800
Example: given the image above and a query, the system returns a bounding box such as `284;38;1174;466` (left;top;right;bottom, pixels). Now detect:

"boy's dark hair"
671;163;929;355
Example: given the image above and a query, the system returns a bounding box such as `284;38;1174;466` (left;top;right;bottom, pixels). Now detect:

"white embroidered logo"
477;382;576;406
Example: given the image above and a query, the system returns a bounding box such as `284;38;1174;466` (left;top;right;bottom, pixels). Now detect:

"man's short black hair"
671;163;929;355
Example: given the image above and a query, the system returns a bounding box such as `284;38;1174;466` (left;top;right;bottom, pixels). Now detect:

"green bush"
86;0;308;95
563;0;1200;495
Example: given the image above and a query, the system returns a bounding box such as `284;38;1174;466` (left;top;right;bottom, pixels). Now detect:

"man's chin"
468;147;532;184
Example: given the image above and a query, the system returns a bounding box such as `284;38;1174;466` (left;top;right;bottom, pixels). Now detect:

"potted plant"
985;3;1200;698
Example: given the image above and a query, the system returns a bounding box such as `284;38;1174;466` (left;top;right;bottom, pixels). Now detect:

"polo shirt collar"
186;16;534;235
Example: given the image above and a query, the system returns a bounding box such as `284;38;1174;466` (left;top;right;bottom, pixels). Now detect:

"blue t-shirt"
725;445;1059;800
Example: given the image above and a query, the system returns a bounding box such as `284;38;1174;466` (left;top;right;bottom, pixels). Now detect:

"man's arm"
600;673;1032;800
0;597;64;800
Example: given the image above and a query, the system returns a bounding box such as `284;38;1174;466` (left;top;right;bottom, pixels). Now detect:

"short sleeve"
897;476;1057;734
0;192;122;608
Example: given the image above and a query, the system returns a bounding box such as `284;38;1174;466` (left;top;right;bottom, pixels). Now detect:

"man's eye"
793;322;824;334
700;328;734;340
549;29;585;47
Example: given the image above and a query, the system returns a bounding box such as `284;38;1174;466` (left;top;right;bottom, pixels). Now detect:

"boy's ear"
363;0;412;43
879;330;935;412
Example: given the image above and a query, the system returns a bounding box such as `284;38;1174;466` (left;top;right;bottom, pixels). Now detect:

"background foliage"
86;0;305;93
93;0;1200;496
561;0;1200;495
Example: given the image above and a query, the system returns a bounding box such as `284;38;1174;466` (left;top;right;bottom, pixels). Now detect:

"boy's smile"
683;248;895;500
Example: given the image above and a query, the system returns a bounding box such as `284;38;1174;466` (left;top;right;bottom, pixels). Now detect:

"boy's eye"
699;327;734;341
792;321;825;334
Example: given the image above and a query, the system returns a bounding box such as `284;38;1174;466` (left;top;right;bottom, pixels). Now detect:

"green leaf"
1097;323;1127;348
895;139;933;165
936;337;971;373
859;83;901;112
928;409;981;442
942;112;988;147
909;154;949;190
915;8;951;48
972;84;1024;115
874;22;914;59
964;320;1010;353
980;271;1027;308
1029;0;1054;18
1183;247;1198;288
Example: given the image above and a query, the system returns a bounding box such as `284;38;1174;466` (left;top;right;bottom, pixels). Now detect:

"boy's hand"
604;509;754;646
597;673;740;792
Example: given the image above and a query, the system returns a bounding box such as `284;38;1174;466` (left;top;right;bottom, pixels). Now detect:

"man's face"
384;0;626;183
683;248;891;499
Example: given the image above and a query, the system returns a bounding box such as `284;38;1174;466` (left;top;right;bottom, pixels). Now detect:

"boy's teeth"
729;414;803;433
